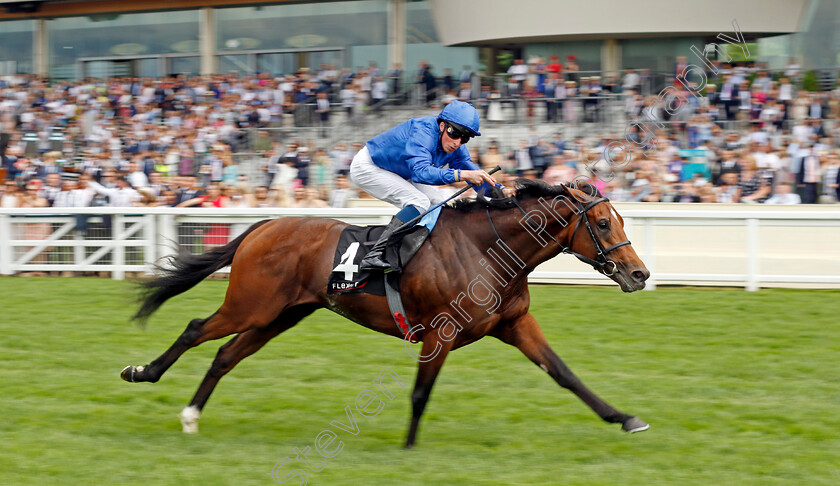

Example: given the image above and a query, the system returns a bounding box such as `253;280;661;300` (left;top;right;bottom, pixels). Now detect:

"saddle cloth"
327;207;442;295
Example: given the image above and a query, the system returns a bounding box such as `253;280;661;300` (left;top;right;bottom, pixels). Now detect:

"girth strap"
384;272;417;342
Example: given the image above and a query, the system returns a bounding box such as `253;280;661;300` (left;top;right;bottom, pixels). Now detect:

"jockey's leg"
359;205;421;271
350;146;433;271
409;181;452;207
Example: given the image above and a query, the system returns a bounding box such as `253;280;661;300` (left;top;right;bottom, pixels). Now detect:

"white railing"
1;205;839;290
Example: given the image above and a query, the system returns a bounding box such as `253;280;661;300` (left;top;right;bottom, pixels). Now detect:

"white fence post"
159;214;177;256
154;214;177;272
746;218;759;291
73;227;84;272
113;214;124;280
643;217;656;291
144;214;156;274
0;213;11;275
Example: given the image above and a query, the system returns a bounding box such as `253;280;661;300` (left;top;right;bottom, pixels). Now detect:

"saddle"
327;207;441;295
327;208;442;341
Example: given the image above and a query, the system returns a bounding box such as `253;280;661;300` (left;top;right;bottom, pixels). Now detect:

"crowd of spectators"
2;54;840;215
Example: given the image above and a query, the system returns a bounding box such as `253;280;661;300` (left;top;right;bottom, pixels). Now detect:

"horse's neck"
439;204;571;272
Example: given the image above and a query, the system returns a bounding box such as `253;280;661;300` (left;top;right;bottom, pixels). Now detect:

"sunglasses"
444;123;472;144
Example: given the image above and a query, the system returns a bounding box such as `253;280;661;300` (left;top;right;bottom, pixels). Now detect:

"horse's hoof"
622;416;650;433
120;365;144;383
179;406;201;434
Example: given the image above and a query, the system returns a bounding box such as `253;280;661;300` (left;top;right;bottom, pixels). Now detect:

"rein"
486;196;629;276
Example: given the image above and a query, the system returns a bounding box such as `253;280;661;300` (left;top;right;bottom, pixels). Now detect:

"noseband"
562;197;631;276
488;196;630;277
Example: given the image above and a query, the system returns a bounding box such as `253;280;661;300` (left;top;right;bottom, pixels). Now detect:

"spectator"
251;185;276;208
542;154;577;186
329;174;355;208
738;157;772;203
764;183;801;204
41;172;63;206
289;185;327;208
88;175;142;207
820;151;840;203
621;69;640;93
564;55;579;83
175;175;204;205
253;130;272;153
1;70;838;210
514;139;534;176
329;142;353;176
421;65;438;105
507;59;527;97
19;179;51;275
315;92;331;137
797;145;821;204
480;141;504;173
388;63;403;101
715;171;741;203
1;181;20;207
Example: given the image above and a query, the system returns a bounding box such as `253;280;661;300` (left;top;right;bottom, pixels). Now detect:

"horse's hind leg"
121;303;277;384
121;314;217;384
179;304;317;434
494;313;648;433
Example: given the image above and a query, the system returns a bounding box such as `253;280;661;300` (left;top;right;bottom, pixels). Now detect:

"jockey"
350;100;515;271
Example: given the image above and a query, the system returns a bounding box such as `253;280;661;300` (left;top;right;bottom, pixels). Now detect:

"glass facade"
48;11;199;79
758;35;794;71
404;0;478;80
170;57;201;77
0;19;34;74
621;37;705;74
216;1;388;72
794;0;840;69
5;0;826;82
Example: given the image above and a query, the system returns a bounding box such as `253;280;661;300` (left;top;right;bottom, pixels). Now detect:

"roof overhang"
430;0;808;47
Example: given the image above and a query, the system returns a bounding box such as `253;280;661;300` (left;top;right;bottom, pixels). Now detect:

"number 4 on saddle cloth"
327;207;442;296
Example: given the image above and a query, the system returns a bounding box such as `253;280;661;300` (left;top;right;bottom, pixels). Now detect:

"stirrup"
359;253;391;272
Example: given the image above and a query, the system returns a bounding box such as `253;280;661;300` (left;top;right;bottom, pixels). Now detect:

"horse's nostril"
632;270;649;282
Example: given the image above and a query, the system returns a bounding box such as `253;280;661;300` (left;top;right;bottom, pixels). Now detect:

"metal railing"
2;205;839;290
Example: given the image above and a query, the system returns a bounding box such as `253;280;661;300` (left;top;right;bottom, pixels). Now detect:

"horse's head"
562;185;649;292
463;180;649;292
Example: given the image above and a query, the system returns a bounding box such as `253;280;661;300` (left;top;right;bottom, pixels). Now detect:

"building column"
199;7;217;75
34;18;48;77
388;0;406;71
601;38;621;76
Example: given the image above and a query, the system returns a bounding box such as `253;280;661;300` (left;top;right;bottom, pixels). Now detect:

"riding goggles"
444;122;473;144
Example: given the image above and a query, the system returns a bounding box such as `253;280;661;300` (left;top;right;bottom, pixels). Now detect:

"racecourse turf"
0;277;838;485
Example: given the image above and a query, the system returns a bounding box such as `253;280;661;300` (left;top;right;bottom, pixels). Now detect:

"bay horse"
121;179;651;446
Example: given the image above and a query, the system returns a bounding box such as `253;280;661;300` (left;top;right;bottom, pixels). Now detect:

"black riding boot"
359;216;403;272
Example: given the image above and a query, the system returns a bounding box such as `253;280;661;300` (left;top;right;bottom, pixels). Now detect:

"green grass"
0;277;838;485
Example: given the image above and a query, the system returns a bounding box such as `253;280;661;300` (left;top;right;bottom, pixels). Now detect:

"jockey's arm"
449;156;514;196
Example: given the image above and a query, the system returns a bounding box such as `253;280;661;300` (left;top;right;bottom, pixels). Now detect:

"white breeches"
349;145;451;211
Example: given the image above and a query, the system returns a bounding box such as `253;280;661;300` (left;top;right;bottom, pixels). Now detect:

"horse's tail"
132;219;272;324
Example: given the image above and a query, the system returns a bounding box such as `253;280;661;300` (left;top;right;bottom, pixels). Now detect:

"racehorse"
121;179;651;447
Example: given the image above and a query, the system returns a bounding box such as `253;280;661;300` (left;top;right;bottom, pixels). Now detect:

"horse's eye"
597;220;609;229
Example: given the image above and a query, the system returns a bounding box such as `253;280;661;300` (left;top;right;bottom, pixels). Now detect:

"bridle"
486;195;630;277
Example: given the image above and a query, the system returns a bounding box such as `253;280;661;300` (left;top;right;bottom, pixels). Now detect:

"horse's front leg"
493;313;648;433
405;334;454;448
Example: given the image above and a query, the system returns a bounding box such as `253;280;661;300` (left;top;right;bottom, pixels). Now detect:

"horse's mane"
448;178;602;213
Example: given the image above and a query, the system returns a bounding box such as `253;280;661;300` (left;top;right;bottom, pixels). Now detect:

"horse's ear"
565;186;591;203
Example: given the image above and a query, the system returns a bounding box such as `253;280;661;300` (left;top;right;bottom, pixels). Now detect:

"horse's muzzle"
615;265;649;292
